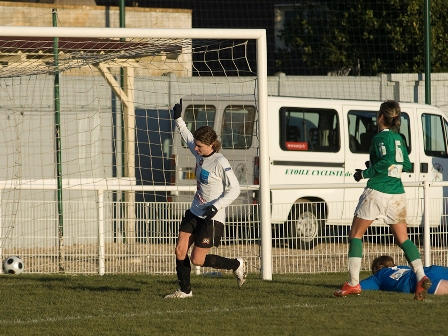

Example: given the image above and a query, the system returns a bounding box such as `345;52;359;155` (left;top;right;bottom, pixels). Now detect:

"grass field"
1;271;448;335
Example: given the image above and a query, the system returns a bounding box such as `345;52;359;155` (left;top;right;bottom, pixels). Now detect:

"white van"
170;95;448;248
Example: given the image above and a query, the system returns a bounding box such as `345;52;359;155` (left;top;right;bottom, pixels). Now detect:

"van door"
399;106;419;226
343;105;418;223
415;109;448;227
270;102;345;248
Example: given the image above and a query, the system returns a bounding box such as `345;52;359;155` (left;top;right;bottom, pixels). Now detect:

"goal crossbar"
0;26;267;40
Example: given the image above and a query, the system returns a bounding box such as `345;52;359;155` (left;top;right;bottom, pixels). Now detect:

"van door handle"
420;163;428;173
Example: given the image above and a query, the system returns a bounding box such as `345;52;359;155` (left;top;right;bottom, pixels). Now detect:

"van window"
399;113;411;152
221;105;256;149
279;107;339;152
348;111;411;154
422;114;447;157
182;105;216;147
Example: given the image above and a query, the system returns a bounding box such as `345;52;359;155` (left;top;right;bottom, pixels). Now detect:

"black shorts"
179;209;224;248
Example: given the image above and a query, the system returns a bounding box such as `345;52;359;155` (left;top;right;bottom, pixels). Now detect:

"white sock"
348;257;362;286
410;259;425;282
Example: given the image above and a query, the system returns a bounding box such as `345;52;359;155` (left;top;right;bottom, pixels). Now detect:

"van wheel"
287;201;323;249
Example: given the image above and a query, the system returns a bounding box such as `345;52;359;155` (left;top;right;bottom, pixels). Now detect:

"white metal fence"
1;182;448;276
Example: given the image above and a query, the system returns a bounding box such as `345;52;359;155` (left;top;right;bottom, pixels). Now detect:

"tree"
275;0;448;76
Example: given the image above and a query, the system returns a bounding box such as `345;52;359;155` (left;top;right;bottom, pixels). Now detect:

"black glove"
354;169;363;182
203;205;218;220
172;99;182;120
365;161;371;168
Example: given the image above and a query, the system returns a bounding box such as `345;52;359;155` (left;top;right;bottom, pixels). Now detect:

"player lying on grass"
359;255;448;295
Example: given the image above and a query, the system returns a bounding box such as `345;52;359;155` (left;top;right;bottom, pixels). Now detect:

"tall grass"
1;272;447;335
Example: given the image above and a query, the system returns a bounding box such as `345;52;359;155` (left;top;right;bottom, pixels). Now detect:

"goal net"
0;27;268;275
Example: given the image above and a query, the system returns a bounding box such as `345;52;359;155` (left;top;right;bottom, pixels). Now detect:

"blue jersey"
360;265;448;294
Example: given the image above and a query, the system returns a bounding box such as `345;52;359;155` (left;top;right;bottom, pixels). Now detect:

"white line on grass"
0;303;324;325
1;298;435;325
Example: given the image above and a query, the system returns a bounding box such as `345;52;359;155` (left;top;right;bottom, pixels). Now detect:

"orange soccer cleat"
334;282;362;297
414;276;432;301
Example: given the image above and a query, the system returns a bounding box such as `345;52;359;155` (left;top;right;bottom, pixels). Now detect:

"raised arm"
172;101;198;157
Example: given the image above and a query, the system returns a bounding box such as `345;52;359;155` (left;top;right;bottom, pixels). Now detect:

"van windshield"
221;105;256;149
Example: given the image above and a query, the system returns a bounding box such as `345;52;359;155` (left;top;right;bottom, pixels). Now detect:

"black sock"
176;255;191;293
203;254;239;270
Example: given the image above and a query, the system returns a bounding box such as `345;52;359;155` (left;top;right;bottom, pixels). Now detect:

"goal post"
0;26;271;279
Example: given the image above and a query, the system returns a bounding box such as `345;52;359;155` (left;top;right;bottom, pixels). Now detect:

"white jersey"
176;118;240;224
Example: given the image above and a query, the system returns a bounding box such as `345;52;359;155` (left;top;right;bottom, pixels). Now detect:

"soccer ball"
2;256;24;275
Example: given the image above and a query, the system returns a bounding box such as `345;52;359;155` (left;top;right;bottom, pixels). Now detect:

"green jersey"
362;129;411;194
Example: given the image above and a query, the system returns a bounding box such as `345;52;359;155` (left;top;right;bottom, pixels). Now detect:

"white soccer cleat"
164;289;193;299
234;258;247;288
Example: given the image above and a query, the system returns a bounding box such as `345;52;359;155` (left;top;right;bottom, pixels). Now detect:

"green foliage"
275;0;448;75
1;273;448;335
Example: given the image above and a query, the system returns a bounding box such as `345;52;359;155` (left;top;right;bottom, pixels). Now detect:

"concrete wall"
0;2;191;28
159;72;448;111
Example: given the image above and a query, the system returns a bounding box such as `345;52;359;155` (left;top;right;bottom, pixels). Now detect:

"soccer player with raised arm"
334;100;431;301
165;100;247;299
